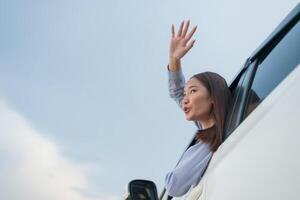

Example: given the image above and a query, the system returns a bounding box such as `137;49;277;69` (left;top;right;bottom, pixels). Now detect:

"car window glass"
244;20;300;118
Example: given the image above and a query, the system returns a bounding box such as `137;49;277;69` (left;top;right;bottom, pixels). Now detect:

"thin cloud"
0;100;119;200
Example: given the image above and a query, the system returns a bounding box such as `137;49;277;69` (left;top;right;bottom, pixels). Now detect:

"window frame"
223;58;258;139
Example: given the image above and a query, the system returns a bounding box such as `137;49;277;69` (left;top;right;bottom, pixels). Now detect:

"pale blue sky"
0;0;299;199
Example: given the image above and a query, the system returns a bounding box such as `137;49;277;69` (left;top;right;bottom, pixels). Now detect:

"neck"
199;115;216;129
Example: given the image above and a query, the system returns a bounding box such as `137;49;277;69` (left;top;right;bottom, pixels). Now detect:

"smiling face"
182;77;214;121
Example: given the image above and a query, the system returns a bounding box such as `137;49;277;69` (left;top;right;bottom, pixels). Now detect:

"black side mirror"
125;179;159;200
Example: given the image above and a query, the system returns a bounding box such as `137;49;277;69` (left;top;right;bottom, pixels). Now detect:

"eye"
190;89;197;94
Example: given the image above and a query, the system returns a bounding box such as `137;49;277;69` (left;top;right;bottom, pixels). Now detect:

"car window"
244;20;300;118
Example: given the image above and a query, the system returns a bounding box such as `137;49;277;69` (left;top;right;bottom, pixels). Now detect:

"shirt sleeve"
167;64;186;109
167;64;202;130
164;142;212;197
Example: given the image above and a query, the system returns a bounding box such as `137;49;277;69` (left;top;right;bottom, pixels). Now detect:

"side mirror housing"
125;179;159;200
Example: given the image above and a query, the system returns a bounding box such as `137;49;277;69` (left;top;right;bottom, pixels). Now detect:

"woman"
165;20;232;197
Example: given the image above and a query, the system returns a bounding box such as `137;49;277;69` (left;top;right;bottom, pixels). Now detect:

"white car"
126;2;300;200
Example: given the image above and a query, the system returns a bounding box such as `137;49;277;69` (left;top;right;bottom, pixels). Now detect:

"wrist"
169;55;180;62
168;57;181;72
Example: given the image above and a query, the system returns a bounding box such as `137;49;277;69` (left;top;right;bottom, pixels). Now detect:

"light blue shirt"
165;66;213;197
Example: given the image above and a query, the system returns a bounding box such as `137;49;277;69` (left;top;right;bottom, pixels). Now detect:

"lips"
183;107;191;114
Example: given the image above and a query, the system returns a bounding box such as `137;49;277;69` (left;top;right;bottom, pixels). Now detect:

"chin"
185;114;194;121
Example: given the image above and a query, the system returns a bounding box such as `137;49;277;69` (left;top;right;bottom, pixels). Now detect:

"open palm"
169;20;198;60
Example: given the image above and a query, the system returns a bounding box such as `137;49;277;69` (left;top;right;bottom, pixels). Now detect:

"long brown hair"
192;72;232;152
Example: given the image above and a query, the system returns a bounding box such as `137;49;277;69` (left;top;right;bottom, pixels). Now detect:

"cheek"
192;95;212;112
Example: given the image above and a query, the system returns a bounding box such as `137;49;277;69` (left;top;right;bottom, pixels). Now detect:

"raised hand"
169;20;197;60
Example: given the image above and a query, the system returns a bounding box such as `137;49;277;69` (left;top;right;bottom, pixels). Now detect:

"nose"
183;96;189;105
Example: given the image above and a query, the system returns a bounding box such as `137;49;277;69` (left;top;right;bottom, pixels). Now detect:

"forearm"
168;63;185;108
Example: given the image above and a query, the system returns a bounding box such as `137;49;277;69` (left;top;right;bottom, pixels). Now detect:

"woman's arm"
168;64;185;108
164;142;212;197
168;19;197;106
167;20;202;129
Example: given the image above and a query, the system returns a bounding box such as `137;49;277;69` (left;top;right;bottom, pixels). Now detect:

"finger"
185;39;196;51
184;26;197;43
171;24;175;38
182;20;190;37
177;20;184;37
